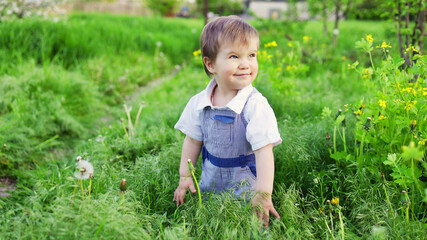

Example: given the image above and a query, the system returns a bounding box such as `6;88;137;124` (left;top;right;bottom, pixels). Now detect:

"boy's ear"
203;57;215;74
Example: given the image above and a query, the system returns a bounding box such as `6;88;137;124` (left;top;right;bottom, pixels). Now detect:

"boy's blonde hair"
200;15;259;77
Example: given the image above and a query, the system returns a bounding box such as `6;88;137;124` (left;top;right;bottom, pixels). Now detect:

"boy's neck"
211;84;238;107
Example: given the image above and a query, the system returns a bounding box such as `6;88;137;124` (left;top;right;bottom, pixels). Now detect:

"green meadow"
0;13;426;239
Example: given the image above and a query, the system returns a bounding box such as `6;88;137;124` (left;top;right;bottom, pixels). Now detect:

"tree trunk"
411;1;426;54
332;0;341;45
322;1;329;37
203;0;208;25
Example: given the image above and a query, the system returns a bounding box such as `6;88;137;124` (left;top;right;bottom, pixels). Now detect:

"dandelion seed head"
74;160;94;180
96;135;105;142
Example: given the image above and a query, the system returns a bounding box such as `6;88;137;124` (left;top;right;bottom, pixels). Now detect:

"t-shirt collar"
196;78;254;114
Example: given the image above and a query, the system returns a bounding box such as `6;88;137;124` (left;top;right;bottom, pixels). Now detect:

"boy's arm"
173;135;203;206
251;143;280;226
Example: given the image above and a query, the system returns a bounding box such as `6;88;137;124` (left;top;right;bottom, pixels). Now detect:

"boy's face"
204;37;259;93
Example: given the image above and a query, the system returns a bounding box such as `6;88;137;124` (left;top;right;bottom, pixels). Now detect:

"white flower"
313;178;319;184
74;160;94;180
156;41;162;47
96;135;105;142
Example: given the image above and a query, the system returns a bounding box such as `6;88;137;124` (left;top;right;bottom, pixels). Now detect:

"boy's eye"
249;53;256;58
229;55;238;59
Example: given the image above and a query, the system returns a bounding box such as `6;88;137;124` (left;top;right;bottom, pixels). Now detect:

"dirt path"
0;178;16;198
128;68;179;102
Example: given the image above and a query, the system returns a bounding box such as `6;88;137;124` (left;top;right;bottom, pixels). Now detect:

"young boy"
173;16;281;226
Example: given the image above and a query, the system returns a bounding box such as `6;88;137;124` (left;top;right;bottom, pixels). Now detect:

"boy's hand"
251;192;280;227
173;175;196;206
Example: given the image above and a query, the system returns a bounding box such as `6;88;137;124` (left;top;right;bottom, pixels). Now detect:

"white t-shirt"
175;79;282;151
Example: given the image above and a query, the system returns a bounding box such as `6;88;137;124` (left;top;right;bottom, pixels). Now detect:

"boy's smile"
204;37;259;98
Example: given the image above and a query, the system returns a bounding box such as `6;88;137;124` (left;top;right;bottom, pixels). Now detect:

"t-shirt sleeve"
245;94;282;151
174;95;203;141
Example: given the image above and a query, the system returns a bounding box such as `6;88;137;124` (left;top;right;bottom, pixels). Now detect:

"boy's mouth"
234;73;251;77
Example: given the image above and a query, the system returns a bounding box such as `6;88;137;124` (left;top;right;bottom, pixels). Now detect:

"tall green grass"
0;13;201;71
1;14;426;239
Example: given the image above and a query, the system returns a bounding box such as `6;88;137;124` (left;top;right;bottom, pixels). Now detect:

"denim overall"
199;89;258;198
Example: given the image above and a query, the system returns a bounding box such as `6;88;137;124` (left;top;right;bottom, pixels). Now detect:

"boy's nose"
239;58;249;68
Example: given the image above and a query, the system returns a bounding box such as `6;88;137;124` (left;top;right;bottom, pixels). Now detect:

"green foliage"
323;33;427;222
347;0;385;20
145;0;181;16
195;0;244;16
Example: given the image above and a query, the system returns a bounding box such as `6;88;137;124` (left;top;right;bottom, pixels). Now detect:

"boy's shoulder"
246;87;269;106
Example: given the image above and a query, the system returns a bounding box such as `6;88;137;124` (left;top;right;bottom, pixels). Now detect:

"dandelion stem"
134;103;144;128
121;119;129;138
88;178;92;200
70;181;78;207
333;126;337;154
324;215;336;240
338;207;345;240
121;192;126;214
191;169;202;209
80;179;85;201
368;51;375;71
359;131;366;167
342;127;347;153
188;159;202;208
382;181;394;214
124;104;134;138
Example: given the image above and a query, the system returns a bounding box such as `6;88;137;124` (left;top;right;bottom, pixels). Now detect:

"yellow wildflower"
354;109;362;116
378;99;387;109
262;50;267;56
406;46;419;53
418;139;426;146
286;65;293;71
341;56;347;61
366;34;373;43
331;197;339;206
264;41;278;48
303;36;311;43
288;42;293;48
277;67;282;72
377;42;392;49
193;49;201;57
405;101;414;111
378;115;387;120
362;68;372;78
344;104;348;107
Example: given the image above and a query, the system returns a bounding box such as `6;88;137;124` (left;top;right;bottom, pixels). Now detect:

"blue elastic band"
201;146;257;176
